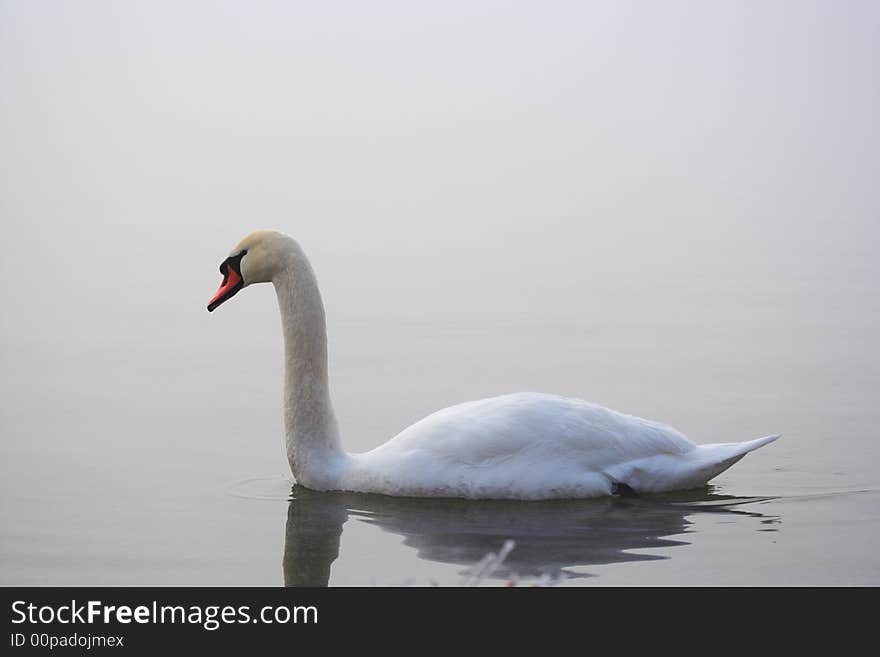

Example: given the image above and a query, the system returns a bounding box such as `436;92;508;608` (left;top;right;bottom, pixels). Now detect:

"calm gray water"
2;272;878;585
1;2;878;586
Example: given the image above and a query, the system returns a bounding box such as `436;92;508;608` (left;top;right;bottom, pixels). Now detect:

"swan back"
345;393;702;499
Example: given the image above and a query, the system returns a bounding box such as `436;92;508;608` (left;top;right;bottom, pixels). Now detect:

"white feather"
343;393;779;499
211;230;780;500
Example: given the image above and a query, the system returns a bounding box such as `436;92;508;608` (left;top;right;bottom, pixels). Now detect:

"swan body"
208;229;779;500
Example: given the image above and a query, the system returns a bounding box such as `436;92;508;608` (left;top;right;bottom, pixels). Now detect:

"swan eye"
219;249;248;276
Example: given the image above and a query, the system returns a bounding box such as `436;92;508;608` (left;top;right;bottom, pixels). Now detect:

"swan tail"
700;433;781;460
680;434;781;486
735;433;781;453
607;434;781;493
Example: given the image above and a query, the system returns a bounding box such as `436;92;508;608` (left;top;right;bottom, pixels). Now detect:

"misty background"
1;1;878;584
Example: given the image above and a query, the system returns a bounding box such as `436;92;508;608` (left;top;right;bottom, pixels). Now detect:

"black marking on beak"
207;250;247;312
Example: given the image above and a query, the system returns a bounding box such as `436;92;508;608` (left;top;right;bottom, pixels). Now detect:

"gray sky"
1;0;877;347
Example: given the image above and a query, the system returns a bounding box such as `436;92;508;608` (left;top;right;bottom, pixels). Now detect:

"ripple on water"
227;475;295;501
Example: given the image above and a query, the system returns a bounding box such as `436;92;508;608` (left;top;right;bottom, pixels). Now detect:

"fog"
1;2;878;584
2;1;877;338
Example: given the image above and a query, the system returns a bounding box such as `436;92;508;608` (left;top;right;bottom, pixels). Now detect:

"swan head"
207;229;295;312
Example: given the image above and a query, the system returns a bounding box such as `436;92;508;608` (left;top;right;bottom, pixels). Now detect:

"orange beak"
207;266;243;312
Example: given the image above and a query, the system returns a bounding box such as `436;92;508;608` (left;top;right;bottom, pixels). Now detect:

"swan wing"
384;392;693;463
348;393;700;498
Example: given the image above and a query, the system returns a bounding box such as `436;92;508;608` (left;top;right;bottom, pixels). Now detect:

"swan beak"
207;266;244;312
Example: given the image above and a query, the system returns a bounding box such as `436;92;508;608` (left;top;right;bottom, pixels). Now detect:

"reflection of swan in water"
282;484;778;586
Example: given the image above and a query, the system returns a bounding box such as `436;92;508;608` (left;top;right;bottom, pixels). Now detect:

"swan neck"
273;248;344;486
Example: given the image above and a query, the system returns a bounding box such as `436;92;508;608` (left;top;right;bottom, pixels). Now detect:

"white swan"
207;229;779;500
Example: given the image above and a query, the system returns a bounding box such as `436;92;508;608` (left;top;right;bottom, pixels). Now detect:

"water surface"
2;290;878;586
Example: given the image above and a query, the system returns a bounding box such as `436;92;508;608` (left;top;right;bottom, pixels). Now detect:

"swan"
207;229;779;500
